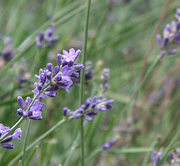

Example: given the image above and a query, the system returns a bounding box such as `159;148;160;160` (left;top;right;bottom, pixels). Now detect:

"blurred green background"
0;0;179;165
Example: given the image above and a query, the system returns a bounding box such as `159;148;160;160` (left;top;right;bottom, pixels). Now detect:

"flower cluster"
0;37;14;63
36;25;59;48
62;96;114;122
72;61;94;86
156;8;180;57
33;48;83;98
17;96;45;120
151;149;167;166
100;68;110;92
168;149;180;166
0;124;22;149
17;48;83;120
151;148;180;166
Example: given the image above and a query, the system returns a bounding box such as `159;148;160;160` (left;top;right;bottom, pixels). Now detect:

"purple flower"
1;144;14;149
151;149;167;166
62;96;114;122
1;37;14;63
17;96;45;120
36;26;59;48
62;48;81;67
27;100;45;120
101;140;116;150
12;128;22;141
72;61;92;86
0;124;22;149
0;124;10;138
175;8;180;21
100;68;110;93
33;50;83;98
1;128;22;143
156;9;180;57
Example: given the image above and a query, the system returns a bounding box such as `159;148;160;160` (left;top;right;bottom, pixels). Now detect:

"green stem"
121;55;161;116
9;118;66;166
80;0;91;166
22;119;31;166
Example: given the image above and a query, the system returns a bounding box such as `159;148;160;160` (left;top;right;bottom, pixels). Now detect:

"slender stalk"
21;119;31;166
80;0;91;166
9;119;66;166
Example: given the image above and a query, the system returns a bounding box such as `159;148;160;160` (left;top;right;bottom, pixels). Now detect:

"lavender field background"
0;0;180;165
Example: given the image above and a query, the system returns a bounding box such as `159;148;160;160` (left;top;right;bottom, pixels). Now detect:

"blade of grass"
79;0;92;165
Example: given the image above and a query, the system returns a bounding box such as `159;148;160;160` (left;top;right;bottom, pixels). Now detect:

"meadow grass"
0;0;180;165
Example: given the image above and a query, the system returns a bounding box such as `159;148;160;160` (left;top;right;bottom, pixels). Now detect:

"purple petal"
17;96;24;108
1;144;14;149
12;128;22;141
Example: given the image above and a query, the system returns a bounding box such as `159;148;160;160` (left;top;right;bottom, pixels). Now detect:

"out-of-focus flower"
36;25;59;48
0;124;22;149
101;140;116;150
72;61;94;86
156;9;180;57
151;149;167;166
0;37;14;63
100;68;110;93
16;59;31;88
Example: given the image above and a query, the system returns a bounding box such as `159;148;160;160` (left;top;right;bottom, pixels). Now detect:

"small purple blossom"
28;100;45;120
175;8;180;21
0;124;10;138
0;37;14;63
62;48;81;67
72;61;93;86
17;96;45;120
101;140;116;150
156;9;180;57
36;26;59;48
62;96;114;122
151;149;167;166
0;124;22;149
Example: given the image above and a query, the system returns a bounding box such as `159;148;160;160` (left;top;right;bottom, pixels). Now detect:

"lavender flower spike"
36;25;59;48
62;96;114;122
101;140;116;150
33;49;83;98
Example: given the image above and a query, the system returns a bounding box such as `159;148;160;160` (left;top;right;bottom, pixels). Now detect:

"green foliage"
0;0;180;165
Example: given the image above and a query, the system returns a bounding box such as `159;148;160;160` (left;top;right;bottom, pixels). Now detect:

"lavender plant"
151;148;180;166
36;25;59;48
0;48;84;144
156;8;180;57
2;1;180;166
